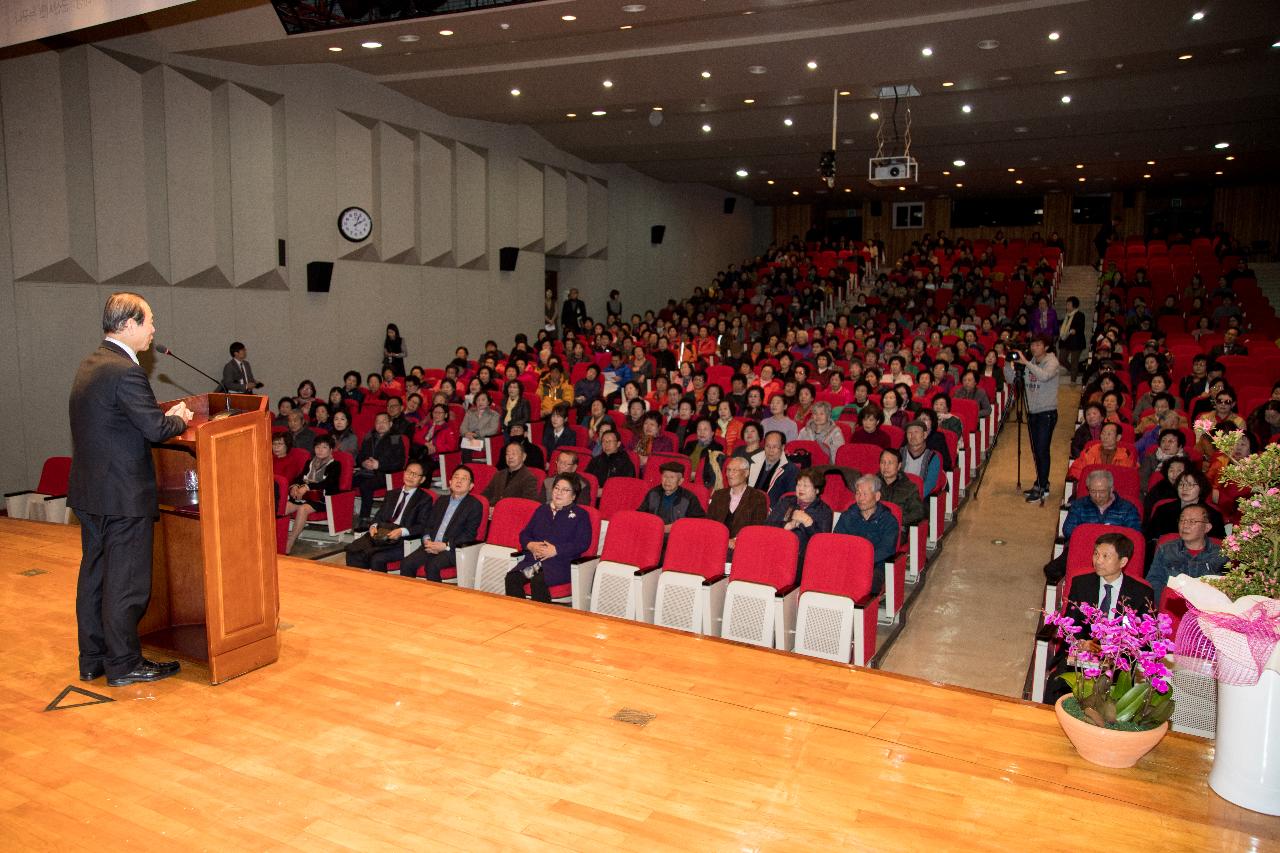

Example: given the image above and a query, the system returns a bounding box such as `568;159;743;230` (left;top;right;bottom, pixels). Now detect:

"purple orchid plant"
1045;603;1177;729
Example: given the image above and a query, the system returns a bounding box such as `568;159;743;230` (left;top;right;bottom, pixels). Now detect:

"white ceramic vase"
1210;668;1280;815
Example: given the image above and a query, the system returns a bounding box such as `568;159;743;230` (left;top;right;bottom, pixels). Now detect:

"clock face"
338;206;372;242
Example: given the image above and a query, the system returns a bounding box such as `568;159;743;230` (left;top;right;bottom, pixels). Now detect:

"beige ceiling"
44;0;1280;201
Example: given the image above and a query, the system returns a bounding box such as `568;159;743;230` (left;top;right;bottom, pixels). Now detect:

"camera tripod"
1008;360;1045;505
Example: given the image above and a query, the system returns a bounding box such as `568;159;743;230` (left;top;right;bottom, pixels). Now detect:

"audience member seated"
707;456;769;555
730;421;764;460
1044;533;1154;704
345;461;433;571
328;409;358;456
953;370;992;421
544;450;589;505
748;430;799;505
760;394;799;443
765;467;832;574
274;397;295;428
833;474;901;595
352;412;407;528
1146;503;1228;606
282;435;343;554
541;403;576;461
500;379;531;437
931;394;964;445
797;401;845;461
639;461;706;532
384;396;413;438
504;474;593;603
900;420;942;496
878;449;926;540
630;411;676;469
1143;469;1226;544
538;363;573;417
413;402;460;469
459;390;499;461
1067;422;1136;481
879;388;910;430
586;429;636;485
1138;429;1186;498
401;465;485;582
484;442;541;506
682;416;726;489
1061;469;1143;543
497;422;546;472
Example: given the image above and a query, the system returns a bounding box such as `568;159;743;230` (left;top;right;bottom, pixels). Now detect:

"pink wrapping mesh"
1175;600;1280;686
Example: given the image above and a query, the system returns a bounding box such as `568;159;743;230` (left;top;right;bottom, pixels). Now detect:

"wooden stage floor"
0;518;1273;851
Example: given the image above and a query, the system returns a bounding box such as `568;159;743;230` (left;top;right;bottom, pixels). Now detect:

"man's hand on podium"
166;401;195;423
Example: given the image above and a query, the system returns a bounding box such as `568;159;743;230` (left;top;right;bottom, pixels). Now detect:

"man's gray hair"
102;292;147;334
855;473;883;494
1086;469;1114;489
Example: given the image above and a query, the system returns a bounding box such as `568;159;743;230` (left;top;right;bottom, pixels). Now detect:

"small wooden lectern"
139;393;279;684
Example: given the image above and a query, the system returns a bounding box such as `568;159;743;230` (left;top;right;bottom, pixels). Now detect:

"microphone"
154;343;231;403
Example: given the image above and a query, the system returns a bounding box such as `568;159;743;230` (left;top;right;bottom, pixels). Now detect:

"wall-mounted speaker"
277;239;286;267
499;246;519;272
651;225;666;245
723;197;736;215
870;200;883;217
306;261;334;293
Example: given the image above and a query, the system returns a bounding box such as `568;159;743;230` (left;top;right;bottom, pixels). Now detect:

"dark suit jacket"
371;487;434;538
1063;573;1154;627
420;493;484;551
356;431;406;473
68;342;188;517
483;466;540;504
542;426;577;460
221;357;258;393
707;487;769;539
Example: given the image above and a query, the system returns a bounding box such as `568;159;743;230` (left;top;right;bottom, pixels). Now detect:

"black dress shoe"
107;658;181;687
80;664;105;682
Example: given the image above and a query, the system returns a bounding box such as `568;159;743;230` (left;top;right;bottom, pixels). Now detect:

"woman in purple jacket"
1028;296;1059;337
504;474;593;603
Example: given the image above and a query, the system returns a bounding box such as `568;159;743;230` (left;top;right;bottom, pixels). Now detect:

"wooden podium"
139;393;279;684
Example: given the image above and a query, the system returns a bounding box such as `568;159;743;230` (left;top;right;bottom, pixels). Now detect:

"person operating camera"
1005;333;1061;502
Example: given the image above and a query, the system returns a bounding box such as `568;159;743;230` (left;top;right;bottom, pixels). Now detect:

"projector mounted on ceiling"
868;83;919;186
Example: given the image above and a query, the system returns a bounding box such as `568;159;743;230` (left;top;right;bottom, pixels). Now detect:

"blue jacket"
834;502;901;588
1147;539;1227;606
513;503;593;587
766;496;834;578
1061;494;1143;540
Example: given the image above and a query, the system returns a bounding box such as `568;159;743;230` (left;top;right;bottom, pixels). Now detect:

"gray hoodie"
1005;351;1060;414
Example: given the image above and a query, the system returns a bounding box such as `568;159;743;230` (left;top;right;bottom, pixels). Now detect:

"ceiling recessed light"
1015;179;1024;185
397;34;420;43
869;112;879;120
898;186;906;191
978;39;999;50
499;22;509;30
941;81;955;88
622;3;646;11
1048;31;1060;41
602;80;613;88
566;112;577;118
743;98;755;104
1178;53;1193;60
438;29;454;36
1053;69;1068;75
619;24;632;29
1273;41;1280;48
748;65;767;75
1215;170;1224;175
510;88;521;96
701;70;712;79
1075;163;1084;169
1143;173;1151;179
1078;176;1086;182
921;47;933;57
1060;95;1072;104
952;159;966;167
767;179;775;185
806;60;818;70
1146;160;1156;165
328;46;342;52
361;41;382;49
838;90;851;96
791;190;800;196
844;188;852;193
1214;141;1230;149
1225;155;1235;161
652;106;662;111
701;124;712;133
592;110;607;116
736;169;749;177
561;15;576;21
1006;167;1015;173
1191;11;1205;21
1014;126;1028;133
783;118;793;127
955;182;963;188
961;104;972;113
942;170;951;176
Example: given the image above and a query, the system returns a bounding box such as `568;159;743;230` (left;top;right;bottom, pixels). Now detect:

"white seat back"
794;591;855;664
720;580;779;648
473;543;519;594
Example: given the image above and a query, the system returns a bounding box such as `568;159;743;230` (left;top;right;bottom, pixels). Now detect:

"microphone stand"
156;344;233;412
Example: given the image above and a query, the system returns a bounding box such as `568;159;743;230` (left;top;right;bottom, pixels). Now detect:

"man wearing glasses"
1146;504;1227;606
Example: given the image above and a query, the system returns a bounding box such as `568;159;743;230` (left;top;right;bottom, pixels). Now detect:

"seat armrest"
1054;535;1065;546
701;574;728;587
43;493;68;501
774;583;799;598
453;540;480;549
571;553;599;564
2;489;35;498
509;550;524;558
633;564;662;576
853;593;878;608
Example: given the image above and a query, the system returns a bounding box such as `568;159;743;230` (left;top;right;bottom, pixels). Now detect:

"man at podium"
68;292;193;687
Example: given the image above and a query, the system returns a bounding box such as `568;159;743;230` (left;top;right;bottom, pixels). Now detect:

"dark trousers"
505;568;551;603
1028;410;1058;490
76;512;154;677
344;534;402;571
1060;348;1083;382
399;546;455;581
351;470;383;520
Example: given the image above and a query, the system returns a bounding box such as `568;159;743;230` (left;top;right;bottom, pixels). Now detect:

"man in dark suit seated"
707;456;769;556
345;462;433;571
748;430;799;506
221;341;263;394
1044;532;1155;704
483;441;541;506
401;465;484;582
586;429;636;485
69;292;193;687
352;412;407;528
639;461;706;533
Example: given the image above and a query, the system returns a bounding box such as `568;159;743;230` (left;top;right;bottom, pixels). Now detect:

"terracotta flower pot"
1054;696;1169;768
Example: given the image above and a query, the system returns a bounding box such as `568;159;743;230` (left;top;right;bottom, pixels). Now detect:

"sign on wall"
0;0;193;49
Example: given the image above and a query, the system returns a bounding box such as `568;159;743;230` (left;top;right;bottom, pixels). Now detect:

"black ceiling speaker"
306;261;334;293
499;246;519;272
724;197;736;215
651;225;666;245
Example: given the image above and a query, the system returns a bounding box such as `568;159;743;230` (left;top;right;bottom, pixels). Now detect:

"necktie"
240;362;248;386
1100;583;1113;617
391;491;408;525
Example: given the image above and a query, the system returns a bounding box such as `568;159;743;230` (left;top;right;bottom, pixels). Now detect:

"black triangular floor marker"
45;685;114;712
